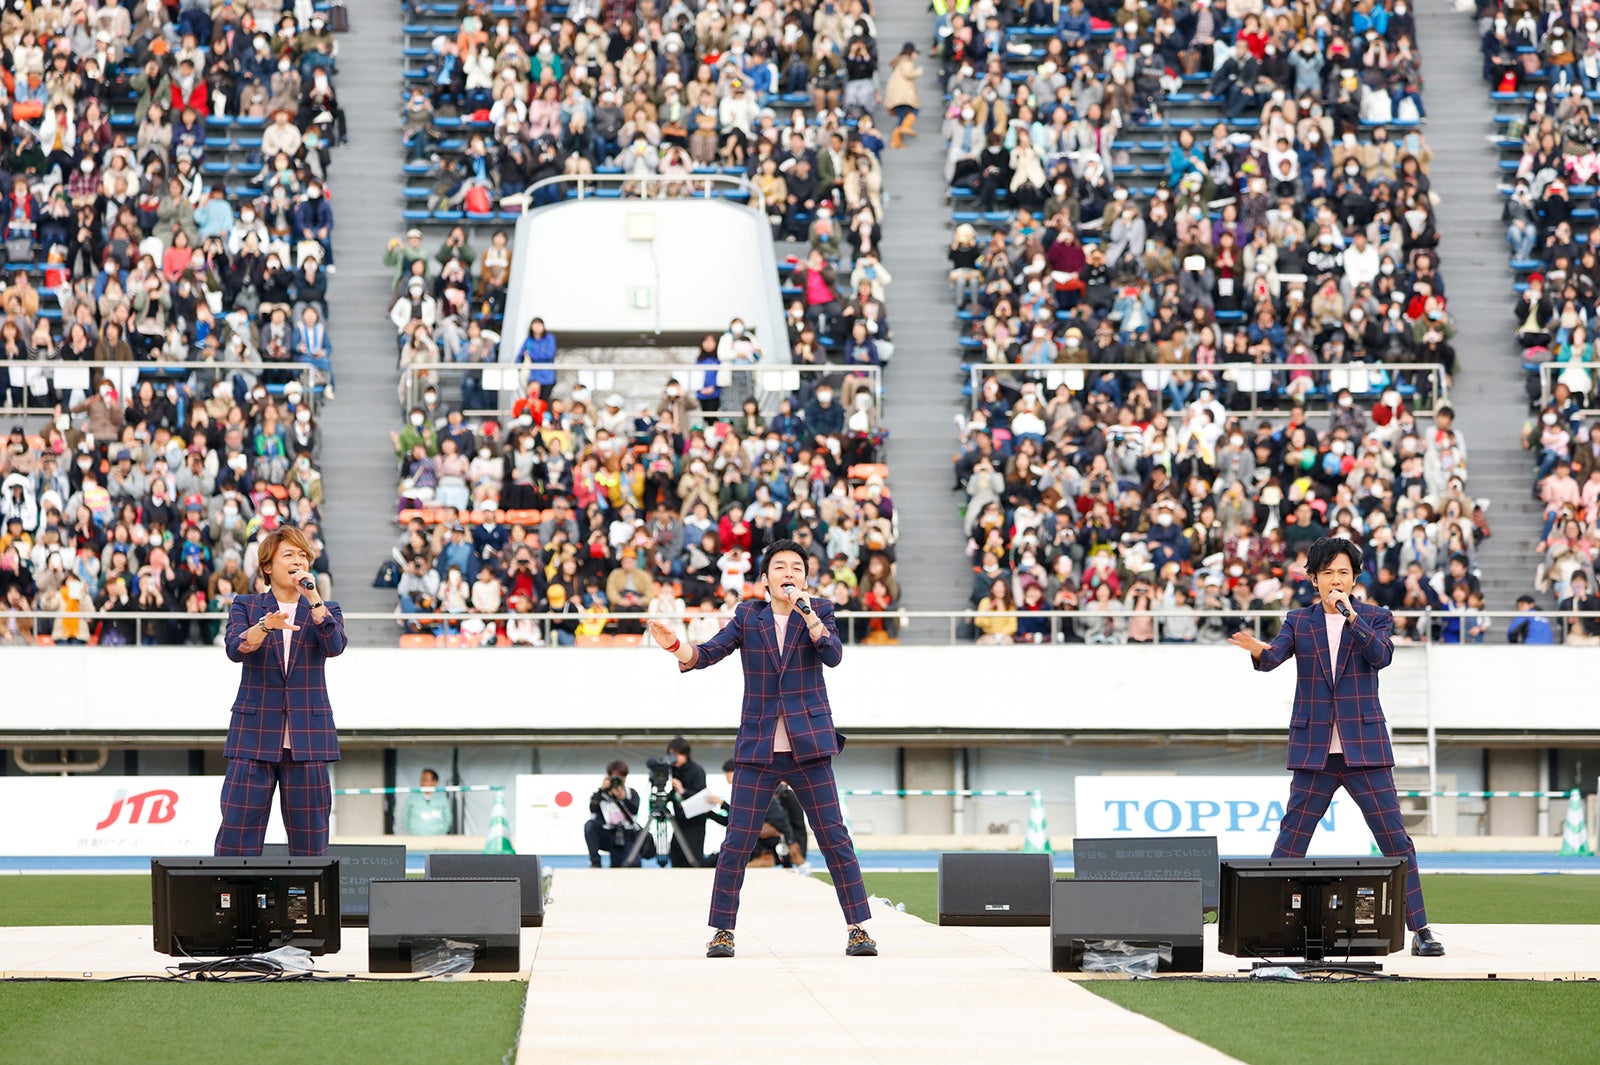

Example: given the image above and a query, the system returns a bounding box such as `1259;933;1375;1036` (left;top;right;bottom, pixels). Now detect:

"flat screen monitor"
262;843;407;924
151;857;341;957
1218;857;1407;962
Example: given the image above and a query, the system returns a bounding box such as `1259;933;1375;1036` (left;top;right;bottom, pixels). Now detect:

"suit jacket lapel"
1306;607;1334;687
285;599;310;675
1333;604;1359;682
776;603;806;673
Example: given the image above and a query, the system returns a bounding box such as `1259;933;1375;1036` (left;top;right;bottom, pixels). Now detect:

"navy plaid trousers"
1271;754;1429;930
709;751;870;930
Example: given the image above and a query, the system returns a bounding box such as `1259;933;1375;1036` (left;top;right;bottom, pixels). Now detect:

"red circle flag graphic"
554;791;573;807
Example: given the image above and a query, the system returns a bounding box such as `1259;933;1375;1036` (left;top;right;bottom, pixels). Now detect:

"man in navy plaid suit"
214;526;346;857
1232;536;1444;957
648;539;876;959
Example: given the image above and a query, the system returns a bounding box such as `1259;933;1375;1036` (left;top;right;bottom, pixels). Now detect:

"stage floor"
2;869;1595;1063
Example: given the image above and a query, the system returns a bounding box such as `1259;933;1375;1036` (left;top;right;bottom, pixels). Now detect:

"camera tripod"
620;784;701;868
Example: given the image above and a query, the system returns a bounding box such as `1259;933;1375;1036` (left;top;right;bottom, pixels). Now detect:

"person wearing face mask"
1231;536;1445;958
390;406;439;472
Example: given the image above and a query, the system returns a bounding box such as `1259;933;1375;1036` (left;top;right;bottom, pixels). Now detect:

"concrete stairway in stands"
319;3;413;641
1420;2;1545;611
874;0;977;633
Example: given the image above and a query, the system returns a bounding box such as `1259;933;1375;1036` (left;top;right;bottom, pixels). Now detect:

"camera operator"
665;736;709;867
584;760;652;868
709;760;809;869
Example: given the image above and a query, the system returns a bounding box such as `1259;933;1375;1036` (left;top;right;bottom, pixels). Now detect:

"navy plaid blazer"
222;592;347;762
686;598;846;766
1254;601;1396;770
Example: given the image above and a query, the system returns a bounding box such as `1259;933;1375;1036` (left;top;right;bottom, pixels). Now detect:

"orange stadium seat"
398;633;435;648
575;634;612;647
611;634;643;647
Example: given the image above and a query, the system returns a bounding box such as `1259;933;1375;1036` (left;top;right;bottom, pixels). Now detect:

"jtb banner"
0;776;285;856
1074;776;1377;856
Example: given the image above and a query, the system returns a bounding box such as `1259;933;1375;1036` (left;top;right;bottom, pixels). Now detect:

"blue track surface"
3;851;1598;875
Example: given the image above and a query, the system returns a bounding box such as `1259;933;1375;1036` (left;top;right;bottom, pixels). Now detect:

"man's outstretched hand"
1229;630;1268;659
647;620;678;650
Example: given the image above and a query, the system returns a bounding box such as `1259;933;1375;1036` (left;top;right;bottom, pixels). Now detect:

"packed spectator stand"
381;0;904;647
1488;0;1600;641
941;0;1488;644
0;0;349;646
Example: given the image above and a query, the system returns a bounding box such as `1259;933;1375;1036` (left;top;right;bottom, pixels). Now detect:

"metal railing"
519;173;766;212
1536;361;1599;412
399;360;884;422
5;607;1596;649
0;359;320;420
966;361;1451;419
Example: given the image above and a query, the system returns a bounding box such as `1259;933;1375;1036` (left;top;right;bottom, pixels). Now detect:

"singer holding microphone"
647;539;876;960
1230;536;1444;957
214;527;347;857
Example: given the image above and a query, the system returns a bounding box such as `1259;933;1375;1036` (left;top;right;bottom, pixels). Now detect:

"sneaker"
845;926;877;957
706;929;735;959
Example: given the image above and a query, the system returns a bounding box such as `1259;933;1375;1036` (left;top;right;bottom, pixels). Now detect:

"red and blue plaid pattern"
686;599;847;766
214;754;332;857
1254;602;1396;770
709;752;870;929
1272;756;1429;931
222;593;347;763
215;593;345;858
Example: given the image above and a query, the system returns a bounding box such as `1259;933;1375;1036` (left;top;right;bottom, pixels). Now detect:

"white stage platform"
2;869;1596;1064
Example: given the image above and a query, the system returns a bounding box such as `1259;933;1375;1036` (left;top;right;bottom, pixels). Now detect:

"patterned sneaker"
706;929;735;959
845;926;878;957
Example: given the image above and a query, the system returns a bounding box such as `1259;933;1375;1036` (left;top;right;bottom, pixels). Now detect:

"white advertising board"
0;776;285;856
1074;776;1378;857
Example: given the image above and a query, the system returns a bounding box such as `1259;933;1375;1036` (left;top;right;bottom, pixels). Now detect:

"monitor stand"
1247;915;1385;973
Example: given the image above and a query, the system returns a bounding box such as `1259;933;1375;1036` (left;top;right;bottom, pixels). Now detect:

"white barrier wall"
0;645;1590;734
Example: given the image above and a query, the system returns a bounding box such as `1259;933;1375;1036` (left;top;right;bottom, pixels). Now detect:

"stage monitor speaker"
425;853;545;926
1050;878;1203;973
367;878;521;973
937;852;1053;926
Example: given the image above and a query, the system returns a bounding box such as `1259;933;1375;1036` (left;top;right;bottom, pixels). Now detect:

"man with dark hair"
1230;536;1444;957
404;767;453;835
665;736;709;866
648;538;874;959
584;760;649;868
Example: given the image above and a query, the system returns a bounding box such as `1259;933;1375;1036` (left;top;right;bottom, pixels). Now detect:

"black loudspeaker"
425;854;545;927
937;852;1053;926
367;878;522;973
1050;878;1204;973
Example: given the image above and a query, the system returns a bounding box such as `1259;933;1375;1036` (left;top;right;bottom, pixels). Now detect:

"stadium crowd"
384;0;905;645
1488;2;1600;641
939;0;1494;643
0;0;348;645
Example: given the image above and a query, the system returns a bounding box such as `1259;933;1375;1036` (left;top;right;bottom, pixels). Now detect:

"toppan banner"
1074;776;1377;857
0;776;285;856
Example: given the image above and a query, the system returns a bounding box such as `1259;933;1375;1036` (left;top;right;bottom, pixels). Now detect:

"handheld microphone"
1335;597;1352;619
783;583;813;614
297;574;317;593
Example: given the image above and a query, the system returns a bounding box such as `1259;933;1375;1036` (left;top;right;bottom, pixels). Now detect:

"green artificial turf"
0;876;153;927
0;982;526;1065
1083;981;1600;1065
821;872;1600;926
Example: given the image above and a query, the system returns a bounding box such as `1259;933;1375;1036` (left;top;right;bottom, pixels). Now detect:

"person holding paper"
665;736;710;867
648;539;875;960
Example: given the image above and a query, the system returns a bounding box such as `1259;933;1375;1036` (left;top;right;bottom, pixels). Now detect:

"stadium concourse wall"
0;646;1590;737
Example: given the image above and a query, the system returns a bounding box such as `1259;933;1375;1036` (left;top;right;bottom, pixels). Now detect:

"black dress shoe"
1411;927;1445;957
